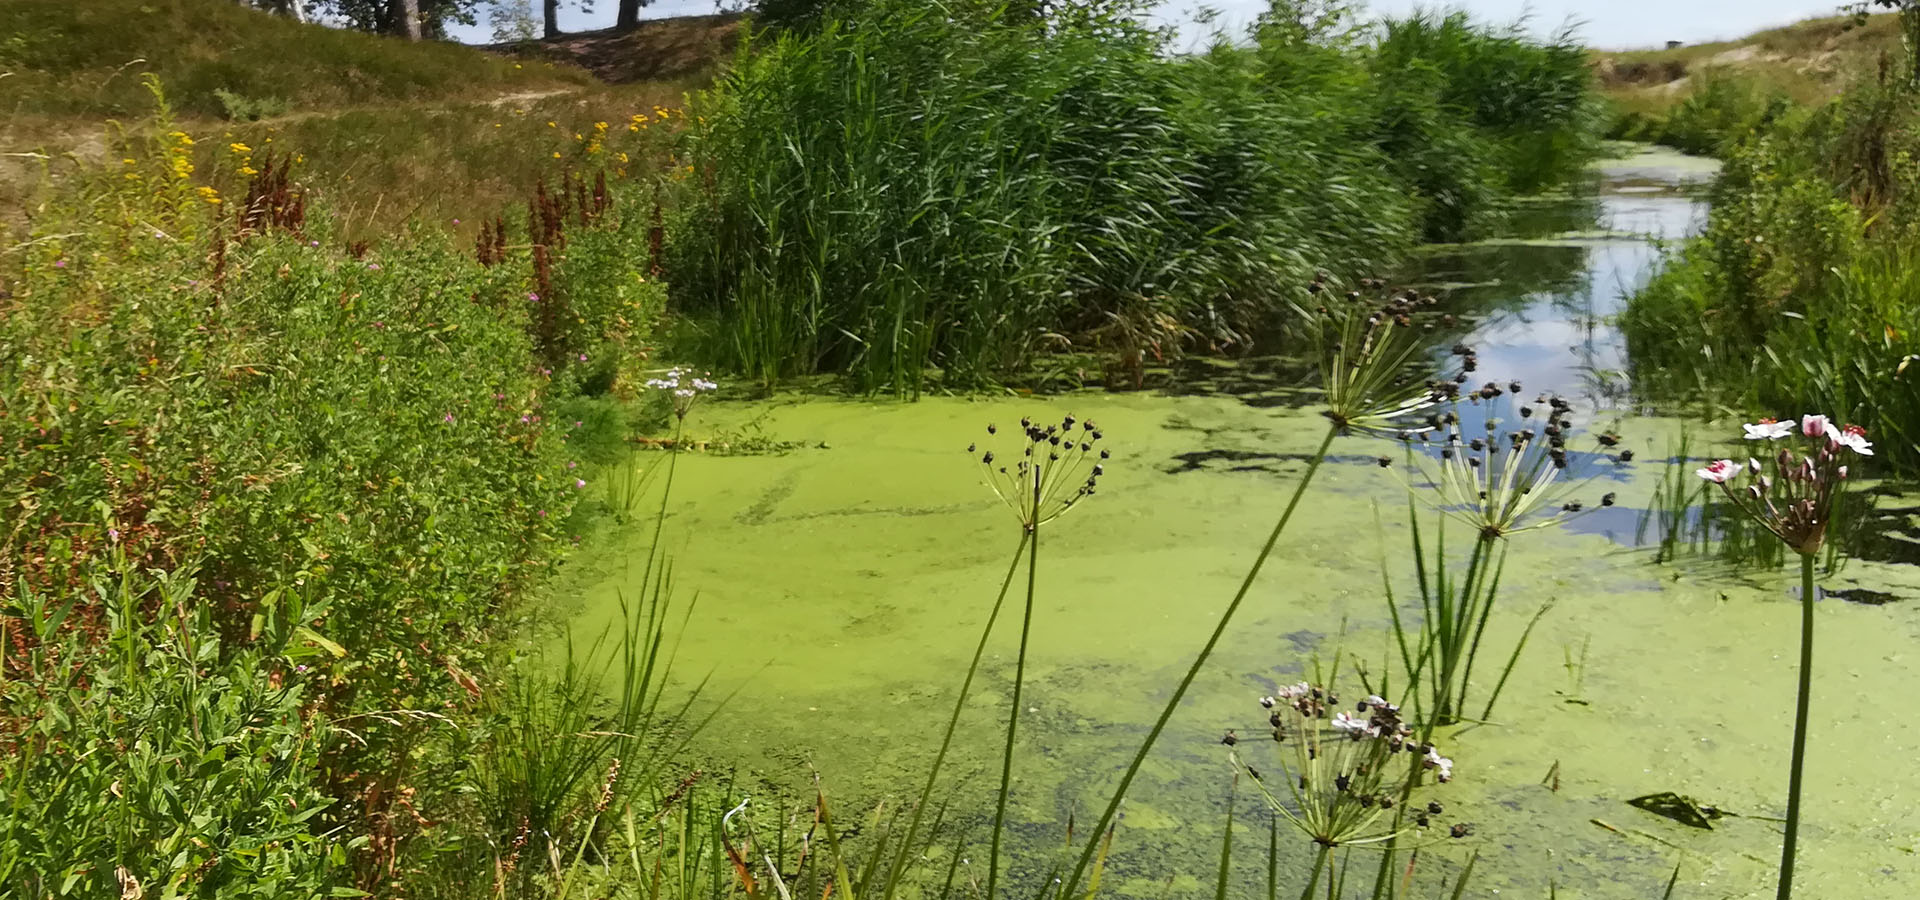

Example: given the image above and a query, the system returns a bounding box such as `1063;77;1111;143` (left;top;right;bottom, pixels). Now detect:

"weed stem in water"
1062;425;1338;898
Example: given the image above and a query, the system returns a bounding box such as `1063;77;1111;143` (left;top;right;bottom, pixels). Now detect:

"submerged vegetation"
3;0;1916;898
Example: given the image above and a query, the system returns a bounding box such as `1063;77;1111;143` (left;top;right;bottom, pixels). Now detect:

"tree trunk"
544;0;560;38
617;0;641;29
391;0;423;39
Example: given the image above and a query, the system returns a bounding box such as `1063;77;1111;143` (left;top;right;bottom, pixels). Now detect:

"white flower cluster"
646;367;717;420
645;367;718;399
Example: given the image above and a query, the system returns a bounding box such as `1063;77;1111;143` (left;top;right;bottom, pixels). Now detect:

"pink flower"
443;413;455;423
53;259;66;268
1696;459;1739;483
1743;418;1793;440
1834;424;1873;456
528;292;540;302
575;479;586;489
578;354;588;362
1801;415;1832;438
567;461;576;469
107;528;120;541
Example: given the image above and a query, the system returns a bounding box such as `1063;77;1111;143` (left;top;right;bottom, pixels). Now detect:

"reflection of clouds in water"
1451;181;1709;401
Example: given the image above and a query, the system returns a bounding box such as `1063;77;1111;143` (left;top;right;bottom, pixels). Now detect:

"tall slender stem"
650;417;685;555
882;531;1031;898
1061;425;1339;899
986;505;1041;900
1777;553;1816;900
1299;844;1329;900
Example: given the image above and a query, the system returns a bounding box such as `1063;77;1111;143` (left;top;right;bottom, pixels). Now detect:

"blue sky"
450;1;1855;51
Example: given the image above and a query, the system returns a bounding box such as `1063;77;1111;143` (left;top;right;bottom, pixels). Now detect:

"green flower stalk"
1700;414;1871;900
971;414;1106;900
1059;276;1461;900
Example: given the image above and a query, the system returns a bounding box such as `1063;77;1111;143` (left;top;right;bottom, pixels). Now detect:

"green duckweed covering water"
550;146;1920;896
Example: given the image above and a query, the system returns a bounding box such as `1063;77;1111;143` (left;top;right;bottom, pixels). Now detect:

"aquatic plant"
670;0;1599;392
966;414;1107;898
1057;277;1458;900
1697;414;1871;900
1384;392;1623;726
1235;685;1463;899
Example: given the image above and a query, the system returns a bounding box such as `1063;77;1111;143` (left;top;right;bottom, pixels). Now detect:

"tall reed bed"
668;0;1597;393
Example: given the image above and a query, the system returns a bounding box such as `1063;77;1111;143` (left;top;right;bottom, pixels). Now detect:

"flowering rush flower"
972;414;1107;530
646;367;718;420
1698;414;1870;555
1742;418;1794;440
1696;458;1739;483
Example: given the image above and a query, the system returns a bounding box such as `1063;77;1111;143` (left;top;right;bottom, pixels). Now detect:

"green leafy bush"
1623;72;1920;472
0;83;666;895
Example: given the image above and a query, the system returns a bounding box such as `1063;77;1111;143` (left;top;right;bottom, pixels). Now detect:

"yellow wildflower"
594;121;608;132
229;142;252;155
546;121;557;128
552;151;562;159
122;158;136;165
197;186;222;205
239;166;259;176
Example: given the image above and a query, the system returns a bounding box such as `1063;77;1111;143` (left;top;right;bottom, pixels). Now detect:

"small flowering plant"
1303;276;1456;436
1235;685;1456;850
1394;392;1623;542
1701;414;1871;899
645;367;718;422
1701;415;1869;556
971;414;1107;532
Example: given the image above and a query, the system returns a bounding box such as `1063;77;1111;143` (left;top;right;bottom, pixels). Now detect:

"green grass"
0;79;674;895
0;0;586;121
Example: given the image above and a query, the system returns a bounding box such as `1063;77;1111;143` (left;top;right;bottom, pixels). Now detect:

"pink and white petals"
1696;459;1740;483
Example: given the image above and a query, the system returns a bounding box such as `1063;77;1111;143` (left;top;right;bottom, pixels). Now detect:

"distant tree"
616;0;644;29
309;0;483;37
488;0;540;41
544;0;559;37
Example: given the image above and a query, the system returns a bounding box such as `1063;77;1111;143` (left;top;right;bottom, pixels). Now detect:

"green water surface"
552;146;1920;898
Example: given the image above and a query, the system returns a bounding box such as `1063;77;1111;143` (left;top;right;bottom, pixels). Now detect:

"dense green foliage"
1607;70;1795;155
1623;70;1920;473
0;84;667;895
668;0;1598;391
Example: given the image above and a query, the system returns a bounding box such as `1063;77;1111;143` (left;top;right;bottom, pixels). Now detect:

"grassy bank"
1595;12;1901;154
668;0;1598;392
1621;52;1920;473
0;0;722;237
0;75;677;894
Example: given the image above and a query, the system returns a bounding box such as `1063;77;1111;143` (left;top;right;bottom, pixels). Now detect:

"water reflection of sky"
1414;157;1713;415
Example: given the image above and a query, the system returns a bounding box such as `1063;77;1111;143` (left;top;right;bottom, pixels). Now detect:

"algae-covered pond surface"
556;146;1920;896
